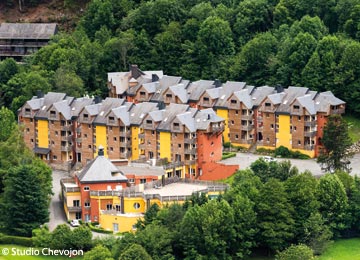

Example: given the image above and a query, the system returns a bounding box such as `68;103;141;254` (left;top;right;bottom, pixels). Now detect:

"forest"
1;0;360;116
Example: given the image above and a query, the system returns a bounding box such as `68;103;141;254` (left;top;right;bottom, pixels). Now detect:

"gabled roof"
70;97;94;118
277;86;309;113
93;98;125;125
157;103;189;131
150;75;182;102
34;92;67;119
296;94;316;115
107;72;130;95
77;153;128;184
267;92;285;105
129;102;159;126
53;100;72;120
111;106;131;126
233;89;253;109
195;108;224;130
251;86;275;107
177;111;196;132
315;91;345;112
169;84;188;103
0;23;58;39
214;81;247;108
187;80;216;101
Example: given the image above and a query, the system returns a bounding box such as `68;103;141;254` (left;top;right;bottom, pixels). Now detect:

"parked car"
263;156;277;163
70;219;80;227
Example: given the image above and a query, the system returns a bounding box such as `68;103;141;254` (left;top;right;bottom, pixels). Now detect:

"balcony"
241;125;254;131
120;142;131;148
211;125;225;132
61;135;72;142
163;161;185;170
331;108;345;114
184;148;197;155
241;114;253;120
304;131;317;138
138;133;145;139
119;131;131;137
257;116;263;122
184;138;196;144
305;121;316;127
61;145;72;152
304;145;315;150
61;125;71;131
139;143;146;150
67;206;82;213
185;159;196;165
75;137;82;143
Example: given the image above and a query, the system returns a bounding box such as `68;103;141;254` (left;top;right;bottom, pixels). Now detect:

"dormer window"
203;97;209;103
140;91;146;97
25;108;31;115
146;120;152;124
166;94;172;98
109;116;115;123
265;102;271;107
173;122;180;129
231;99;237;104
50;111;56;118
293;105;300;110
83;114;89;121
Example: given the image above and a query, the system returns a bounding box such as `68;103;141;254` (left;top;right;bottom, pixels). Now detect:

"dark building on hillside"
0;23;58;61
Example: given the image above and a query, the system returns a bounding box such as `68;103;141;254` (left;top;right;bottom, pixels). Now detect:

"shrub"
0;234;33;247
256;147;274;154
221;152;236;160
87;223;113;234
275;244;313;260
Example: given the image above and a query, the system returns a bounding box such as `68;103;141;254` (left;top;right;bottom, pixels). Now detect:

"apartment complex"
19;92;235;178
108;66;345;157
0;23;58;61
61;148;228;232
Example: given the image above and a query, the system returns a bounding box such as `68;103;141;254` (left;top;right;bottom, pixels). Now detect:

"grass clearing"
316;238;360;260
0;245;83;259
344;115;360;143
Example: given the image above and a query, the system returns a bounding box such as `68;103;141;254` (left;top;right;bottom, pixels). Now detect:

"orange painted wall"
77;179;127;222
199;162;239;181
197;131;222;170
316;113;327;157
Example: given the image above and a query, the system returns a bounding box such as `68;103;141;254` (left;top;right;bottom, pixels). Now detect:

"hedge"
86;223;113;234
222;152;236;160
0;233;33;247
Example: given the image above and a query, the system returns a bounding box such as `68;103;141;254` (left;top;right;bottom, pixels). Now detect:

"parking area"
220;152;360;177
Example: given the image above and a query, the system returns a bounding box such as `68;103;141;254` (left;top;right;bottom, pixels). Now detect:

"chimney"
94;96;102;104
152;74;159;82
130;64;142;79
36;90;44;98
275;84;284;93
98;145;104;156
214;79;222;88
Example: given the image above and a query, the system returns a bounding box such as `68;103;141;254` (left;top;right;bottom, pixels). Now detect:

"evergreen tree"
317;115;353;173
1;164;52;236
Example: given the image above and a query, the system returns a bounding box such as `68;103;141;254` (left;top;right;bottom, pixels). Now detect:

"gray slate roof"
157;103;190;131
150;75;182;102
93;98;125;125
250;86;275;107
297;94;317;115
315;91;345;112
277;86;309;113
195;108;224;130
233;89;253;109
187;80;216;101
130;102;159;126
214;81;247;108
0;23;58;39
77;154;128;183
34;92;67;119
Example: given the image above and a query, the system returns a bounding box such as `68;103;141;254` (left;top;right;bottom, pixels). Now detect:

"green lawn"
0;245;83;259
344;115;360;143
316;238;360;260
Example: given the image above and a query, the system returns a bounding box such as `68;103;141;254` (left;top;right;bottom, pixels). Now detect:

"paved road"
221;152;360;177
48;170;71;231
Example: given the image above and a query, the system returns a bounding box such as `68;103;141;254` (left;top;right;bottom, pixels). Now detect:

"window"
84;201;90;207
75;212;81;219
231;120;234;125
88;145;92;149
166;93;172;98
109;116;115;123
235;110;239;115
129;178;135;183
115;205;121;212
178;144;181;148
210;152;214;157
294;105;300;110
106;203;112;210
83;114;89;120
298;116;301;121
203;97;209;102
271;124;274;129
140;91;146;96
133;203;140;209
30;138;34;143
73;200;80;207
231;99;237;104
84;186;90;191
266;113;270;118
152;130;155;135
26;128;30;132
50;111;56;118
265;102;271;107
114;137;117;141
140;179;146;184
110;147;113;152
211;141;214;146
53;155;57;160
146;120;152;124
298;140;301;145
235;134;239;140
